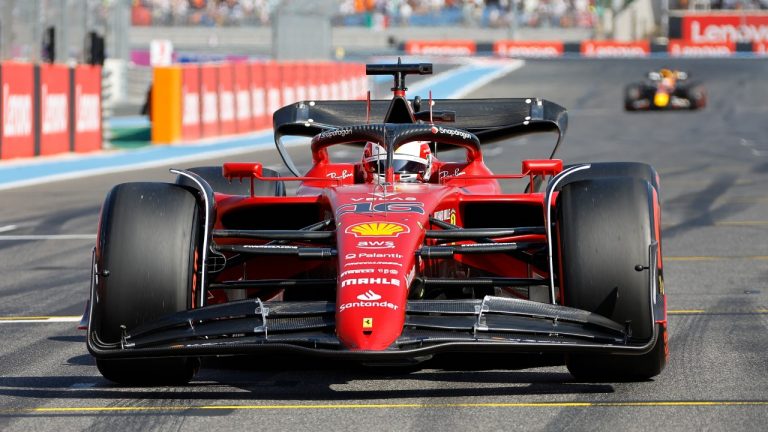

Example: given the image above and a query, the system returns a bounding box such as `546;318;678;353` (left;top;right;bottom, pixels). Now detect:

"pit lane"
1;57;768;431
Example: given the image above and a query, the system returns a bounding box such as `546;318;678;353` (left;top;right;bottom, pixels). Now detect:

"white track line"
0;316;82;323
0;234;96;241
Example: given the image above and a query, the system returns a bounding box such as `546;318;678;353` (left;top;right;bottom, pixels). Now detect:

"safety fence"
0;62;102;160
403;39;768;58
151;61;367;144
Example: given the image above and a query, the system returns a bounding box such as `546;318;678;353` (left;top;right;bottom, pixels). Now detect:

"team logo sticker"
346;222;410;237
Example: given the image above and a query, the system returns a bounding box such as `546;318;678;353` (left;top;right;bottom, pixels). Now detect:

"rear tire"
687;85;707;110
92;182;201;385
557;177;666;380
624;85;640;111
176;166;285;196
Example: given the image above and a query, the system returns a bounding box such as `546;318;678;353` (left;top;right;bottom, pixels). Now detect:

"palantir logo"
357;290;382;301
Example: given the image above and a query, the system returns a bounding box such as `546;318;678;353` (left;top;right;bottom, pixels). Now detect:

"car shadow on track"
0;353;616;402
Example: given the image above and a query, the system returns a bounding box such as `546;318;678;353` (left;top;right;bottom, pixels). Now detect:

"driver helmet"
660;68;675;79
362;140;433;183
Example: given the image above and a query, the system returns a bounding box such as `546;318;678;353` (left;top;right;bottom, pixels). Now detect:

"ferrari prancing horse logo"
363;318;373;328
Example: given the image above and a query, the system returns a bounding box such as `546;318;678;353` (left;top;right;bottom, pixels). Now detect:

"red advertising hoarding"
217;63;236;136
233;62;252;133
494;40;564;58
581;40;650;57
73;65;102;153
404;40;477;56
181;65;201;140
668;39;735;57
249;62;268;130
263;61;282;119
200;64;219;138
279;62;298;106
681;13;768;43
1;62;35;159
39;64;71;156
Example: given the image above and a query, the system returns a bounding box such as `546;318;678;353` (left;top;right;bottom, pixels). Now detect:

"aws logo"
346;222;410;237
357;240;395;249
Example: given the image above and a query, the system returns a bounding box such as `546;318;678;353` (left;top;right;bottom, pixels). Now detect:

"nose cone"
336;279;408;350
654;92;670;107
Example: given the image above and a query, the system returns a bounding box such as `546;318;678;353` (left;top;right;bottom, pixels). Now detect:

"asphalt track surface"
1;58;768;431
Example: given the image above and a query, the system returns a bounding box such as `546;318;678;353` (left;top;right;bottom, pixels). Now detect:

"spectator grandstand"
130;0;597;29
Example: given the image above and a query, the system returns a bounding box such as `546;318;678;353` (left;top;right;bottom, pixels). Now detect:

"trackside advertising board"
668;39;735;57
218;63;237;136
181;65;201;140
39;64;71;156
1;62;35;159
494;40;564;57
675;13;768;43
404;40;477;56
72;65;102;153
581;40;650;57
200;64;220;138
233;62;252;133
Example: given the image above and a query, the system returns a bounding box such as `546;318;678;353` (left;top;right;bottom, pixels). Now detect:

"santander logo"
357;290;382;301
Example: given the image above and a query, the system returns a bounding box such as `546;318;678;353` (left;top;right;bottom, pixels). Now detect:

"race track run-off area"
1;58;767;431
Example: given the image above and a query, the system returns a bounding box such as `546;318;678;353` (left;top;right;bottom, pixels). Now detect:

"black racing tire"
92;182;201;385
176;166;285;196
97;357;201;386
562;162;660;199
624;85;641;111
687;84;707;110
557;177;666;380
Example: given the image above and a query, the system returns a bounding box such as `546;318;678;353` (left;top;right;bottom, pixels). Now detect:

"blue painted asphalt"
0;61;519;190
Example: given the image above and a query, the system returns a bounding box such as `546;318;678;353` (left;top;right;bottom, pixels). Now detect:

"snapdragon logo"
319;128;353;139
357;290;381;301
436;127;472;140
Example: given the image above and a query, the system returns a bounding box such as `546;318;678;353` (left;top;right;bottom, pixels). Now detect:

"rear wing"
272;98;568;177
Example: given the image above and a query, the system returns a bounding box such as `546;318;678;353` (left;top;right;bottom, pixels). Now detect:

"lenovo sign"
581;40;650;57
668;40;735;57
1;62;35;159
404;40;476;56
681;13;768;43
494;40;564;58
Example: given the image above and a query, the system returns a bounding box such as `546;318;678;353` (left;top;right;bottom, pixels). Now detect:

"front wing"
88;295;660;361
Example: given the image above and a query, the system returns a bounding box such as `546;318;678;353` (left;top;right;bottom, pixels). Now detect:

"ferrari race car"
625;69;706;111
85;62;668;385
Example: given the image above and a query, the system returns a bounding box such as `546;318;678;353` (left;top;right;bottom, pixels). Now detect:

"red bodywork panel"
211;155;553;351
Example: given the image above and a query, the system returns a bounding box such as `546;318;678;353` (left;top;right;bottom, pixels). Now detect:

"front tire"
557;177;666;380
92;182;201;385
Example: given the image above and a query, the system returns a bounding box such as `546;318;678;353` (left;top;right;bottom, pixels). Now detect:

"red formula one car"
625;68;706;111
85;62;668;385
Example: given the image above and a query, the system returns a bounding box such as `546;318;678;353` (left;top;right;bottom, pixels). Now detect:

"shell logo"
345;222;410;237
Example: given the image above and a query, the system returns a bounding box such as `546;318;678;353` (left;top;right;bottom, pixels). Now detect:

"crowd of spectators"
130;0;768;29
131;0;596;28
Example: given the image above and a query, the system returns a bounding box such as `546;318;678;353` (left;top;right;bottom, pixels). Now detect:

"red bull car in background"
625;69;706;111
85;62;668;385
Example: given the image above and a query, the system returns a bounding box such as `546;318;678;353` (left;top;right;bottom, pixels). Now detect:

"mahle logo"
346;222;409;237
